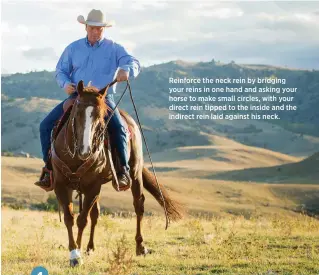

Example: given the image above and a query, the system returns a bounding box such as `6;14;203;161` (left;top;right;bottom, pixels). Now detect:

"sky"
1;0;319;74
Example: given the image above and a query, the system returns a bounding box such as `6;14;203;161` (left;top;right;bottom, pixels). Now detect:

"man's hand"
116;69;129;82
64;83;76;95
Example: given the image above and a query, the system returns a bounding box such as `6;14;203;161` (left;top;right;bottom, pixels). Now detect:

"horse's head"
72;80;110;160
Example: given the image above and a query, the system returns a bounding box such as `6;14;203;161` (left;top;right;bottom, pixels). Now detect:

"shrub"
31;194;58;212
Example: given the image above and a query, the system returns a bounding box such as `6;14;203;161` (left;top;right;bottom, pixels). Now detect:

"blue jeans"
39;93;129;171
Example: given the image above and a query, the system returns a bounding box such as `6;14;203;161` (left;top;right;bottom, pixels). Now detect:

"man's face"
86;25;104;44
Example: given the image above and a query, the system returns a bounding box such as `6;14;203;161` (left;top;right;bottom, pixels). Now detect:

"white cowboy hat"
77;9;114;27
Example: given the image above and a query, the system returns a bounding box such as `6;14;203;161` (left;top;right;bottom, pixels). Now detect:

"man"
34;9;140;190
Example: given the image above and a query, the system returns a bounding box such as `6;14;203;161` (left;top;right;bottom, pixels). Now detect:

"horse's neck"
65;117;75;153
54;110;79;165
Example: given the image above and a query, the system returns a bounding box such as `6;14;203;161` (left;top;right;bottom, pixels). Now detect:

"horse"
51;80;183;267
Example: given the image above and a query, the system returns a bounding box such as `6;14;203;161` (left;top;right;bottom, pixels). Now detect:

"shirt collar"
85;36;104;47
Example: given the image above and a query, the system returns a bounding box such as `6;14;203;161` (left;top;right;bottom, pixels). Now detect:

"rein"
105;80;171;230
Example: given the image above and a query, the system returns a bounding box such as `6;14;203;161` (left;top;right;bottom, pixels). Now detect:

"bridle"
62;79;117;160
65;97;106;160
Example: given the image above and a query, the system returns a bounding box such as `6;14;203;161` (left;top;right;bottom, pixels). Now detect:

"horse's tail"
142;167;184;221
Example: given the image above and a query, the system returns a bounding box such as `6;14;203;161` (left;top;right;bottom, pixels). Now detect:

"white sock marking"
70;248;81;260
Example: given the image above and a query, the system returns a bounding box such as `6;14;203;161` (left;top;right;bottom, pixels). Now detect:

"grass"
2;208;319;275
2;151;319;274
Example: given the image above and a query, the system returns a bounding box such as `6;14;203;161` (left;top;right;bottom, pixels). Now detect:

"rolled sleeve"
116;43;141;79
119;64;130;73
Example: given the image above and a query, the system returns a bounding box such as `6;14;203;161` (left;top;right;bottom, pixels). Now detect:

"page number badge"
31;266;48;275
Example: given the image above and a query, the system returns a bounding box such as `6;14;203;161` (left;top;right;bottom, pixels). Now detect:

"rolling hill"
2;60;318;218
2;60;319;158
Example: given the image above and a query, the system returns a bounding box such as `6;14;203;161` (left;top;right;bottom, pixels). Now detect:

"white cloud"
115;39;137;53
118;22;164;35
22;47;57;60
1;22;29;36
187;7;244;18
1;22;9;33
294;13;317;22
1;0;319;73
17;45;32;51
129;0;169;10
257;12;319;24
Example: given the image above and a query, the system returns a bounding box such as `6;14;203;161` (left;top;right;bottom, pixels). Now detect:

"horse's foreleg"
86;198;100;254
131;173;148;256
55;187;76;250
55;185;82;267
76;186;100;251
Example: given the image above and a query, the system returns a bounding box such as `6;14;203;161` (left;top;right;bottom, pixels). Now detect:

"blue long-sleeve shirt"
55;36;140;94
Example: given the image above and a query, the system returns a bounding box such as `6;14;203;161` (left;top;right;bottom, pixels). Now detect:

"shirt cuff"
63;81;71;89
119;65;130;74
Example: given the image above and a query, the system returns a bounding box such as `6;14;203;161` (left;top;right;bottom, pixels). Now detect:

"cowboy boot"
34;163;52;189
117;166;131;191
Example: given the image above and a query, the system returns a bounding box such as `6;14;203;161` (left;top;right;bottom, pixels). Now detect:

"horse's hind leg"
86;197;100;254
131;173;148;256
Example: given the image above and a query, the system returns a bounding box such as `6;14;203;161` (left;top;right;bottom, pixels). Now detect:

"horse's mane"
83;87;99;94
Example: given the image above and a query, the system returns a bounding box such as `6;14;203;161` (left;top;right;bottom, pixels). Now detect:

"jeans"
39;93;129;171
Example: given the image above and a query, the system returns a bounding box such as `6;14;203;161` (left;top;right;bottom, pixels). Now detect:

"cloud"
187;7;244;18
22;47;57;61
135;34;319;70
256;12;319;25
2;1;319;73
129;0;169;11
1;22;30;36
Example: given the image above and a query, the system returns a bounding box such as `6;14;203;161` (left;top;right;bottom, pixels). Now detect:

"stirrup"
117;171;132;191
34;167;54;192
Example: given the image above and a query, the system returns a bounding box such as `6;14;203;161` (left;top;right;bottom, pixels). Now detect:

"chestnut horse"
52;80;183;267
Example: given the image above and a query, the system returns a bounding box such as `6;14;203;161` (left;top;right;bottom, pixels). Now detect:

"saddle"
43;97;132;192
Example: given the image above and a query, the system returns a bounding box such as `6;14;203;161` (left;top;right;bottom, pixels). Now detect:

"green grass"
2;208;319;275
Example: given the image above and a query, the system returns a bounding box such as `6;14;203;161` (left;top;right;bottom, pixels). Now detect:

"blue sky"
1;0;319;73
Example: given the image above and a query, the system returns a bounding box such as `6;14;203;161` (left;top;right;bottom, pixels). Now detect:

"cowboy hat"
77;9;114;27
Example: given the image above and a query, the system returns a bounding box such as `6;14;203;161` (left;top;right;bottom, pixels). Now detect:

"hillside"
2;141;319;217
2;61;319;159
2;60;319;219
2;92;319;158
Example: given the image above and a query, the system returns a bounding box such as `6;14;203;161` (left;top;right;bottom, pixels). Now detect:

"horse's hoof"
70;257;83;267
85;249;94;256
136;246;151;256
70;249;83;267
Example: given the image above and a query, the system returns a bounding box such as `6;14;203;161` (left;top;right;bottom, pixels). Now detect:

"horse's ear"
77;80;84;95
98;85;108;97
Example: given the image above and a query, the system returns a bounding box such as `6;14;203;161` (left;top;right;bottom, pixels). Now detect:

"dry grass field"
2;208;319;275
2;136;319;274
